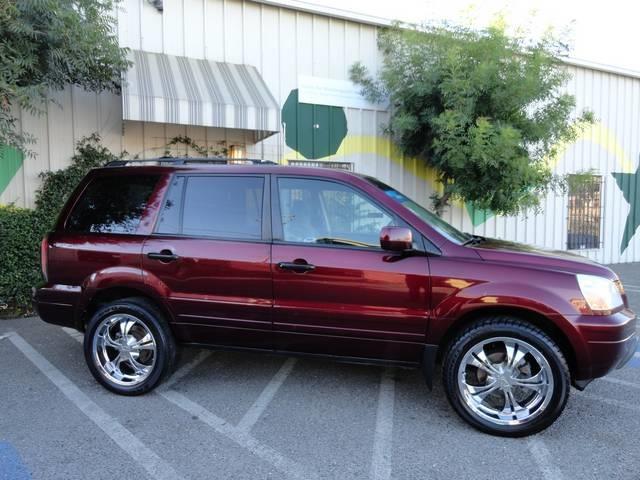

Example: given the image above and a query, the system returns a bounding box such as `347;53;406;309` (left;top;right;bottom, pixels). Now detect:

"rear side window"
156;175;264;240
66;175;159;234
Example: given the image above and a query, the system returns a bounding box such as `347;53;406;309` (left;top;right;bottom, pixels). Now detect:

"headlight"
575;274;624;314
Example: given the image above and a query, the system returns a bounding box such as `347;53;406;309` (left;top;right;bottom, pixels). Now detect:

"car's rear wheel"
443;317;570;437
84;297;175;395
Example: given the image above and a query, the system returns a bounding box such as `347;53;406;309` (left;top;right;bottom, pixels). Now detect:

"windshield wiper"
462;234;486;246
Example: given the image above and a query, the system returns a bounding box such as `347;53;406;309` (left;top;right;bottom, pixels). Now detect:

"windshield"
365;176;470;244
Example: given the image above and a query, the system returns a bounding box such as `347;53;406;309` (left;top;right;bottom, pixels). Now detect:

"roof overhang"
122;50;281;141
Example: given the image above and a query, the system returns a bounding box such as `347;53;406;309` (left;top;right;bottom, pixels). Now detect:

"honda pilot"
34;159;638;436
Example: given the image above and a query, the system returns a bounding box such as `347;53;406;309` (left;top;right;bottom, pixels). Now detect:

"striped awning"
122;50;280;141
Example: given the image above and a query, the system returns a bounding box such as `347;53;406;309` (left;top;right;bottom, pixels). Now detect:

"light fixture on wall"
229;145;246;159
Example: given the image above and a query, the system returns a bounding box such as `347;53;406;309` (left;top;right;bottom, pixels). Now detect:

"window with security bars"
288;160;353;171
566;174;603;250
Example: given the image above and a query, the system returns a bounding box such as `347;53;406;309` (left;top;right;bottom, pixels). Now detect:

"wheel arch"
437;306;578;382
79;286;175;332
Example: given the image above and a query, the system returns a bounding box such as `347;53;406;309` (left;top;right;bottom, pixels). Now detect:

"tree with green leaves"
0;0;129;152
350;22;593;216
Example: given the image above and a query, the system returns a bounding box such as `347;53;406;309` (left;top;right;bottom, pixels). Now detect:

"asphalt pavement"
1;263;640;480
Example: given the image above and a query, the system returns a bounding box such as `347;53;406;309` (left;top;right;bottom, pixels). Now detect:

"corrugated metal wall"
2;0;640;264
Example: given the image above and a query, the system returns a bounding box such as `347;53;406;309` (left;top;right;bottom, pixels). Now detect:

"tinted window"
365;176;469;244
162;176;263;240
66;175;159;234
278;178;393;247
156;176;184;235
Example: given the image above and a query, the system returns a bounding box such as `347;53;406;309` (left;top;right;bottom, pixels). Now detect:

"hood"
471;237;616;279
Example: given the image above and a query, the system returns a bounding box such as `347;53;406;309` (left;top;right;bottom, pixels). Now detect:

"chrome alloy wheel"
92;314;157;387
457;337;554;426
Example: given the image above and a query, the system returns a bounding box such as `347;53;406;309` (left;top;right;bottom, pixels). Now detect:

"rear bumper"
32;284;82;329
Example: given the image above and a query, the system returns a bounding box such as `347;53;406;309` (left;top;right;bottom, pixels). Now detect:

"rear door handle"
277;261;316;273
147;250;179;263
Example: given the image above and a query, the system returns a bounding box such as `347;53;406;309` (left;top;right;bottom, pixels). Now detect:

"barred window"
567;174;603;250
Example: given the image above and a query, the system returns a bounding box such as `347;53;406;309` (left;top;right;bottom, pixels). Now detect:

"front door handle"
277;261;316;273
147;250;179;263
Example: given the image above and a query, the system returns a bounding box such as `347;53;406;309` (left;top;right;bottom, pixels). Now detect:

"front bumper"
573;308;637;382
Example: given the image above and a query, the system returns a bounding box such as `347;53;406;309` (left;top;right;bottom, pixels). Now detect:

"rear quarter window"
156;175;264;240
65;174;160;234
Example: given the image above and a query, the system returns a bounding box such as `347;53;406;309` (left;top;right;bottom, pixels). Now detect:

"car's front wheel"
443;317;570;437
84;297;176;395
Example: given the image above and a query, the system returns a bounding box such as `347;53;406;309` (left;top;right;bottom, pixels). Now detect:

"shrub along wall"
0;206;41;310
0;134;118;313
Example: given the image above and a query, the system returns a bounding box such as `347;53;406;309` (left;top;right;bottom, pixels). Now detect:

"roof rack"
105;157;278;167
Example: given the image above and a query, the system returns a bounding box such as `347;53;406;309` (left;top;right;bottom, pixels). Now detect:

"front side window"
66;175;159;234
364;176;469;244
156;175;264;240
277;178;393;247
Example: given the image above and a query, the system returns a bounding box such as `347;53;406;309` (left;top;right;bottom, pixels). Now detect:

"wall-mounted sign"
298;76;388;111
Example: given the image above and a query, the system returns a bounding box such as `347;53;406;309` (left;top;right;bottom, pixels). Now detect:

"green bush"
0;134;118;313
0;206;41;311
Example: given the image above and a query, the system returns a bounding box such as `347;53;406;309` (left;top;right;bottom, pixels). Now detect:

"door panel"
272;244;429;361
142;237;272;348
272;176;430;362
142;173;273;349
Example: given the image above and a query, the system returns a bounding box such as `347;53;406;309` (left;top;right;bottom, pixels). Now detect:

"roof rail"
105;157;278;167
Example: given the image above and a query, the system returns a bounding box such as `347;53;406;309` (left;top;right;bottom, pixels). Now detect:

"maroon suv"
34;159;637;436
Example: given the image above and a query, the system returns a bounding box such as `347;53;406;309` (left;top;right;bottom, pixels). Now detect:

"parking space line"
160;350;212;391
370;367;395;480
159;389;318;480
583;392;640;412
7;332;184;480
237;358;297;432
0;333;12;341
601;377;640;389
61;327;84;343
528;437;564;480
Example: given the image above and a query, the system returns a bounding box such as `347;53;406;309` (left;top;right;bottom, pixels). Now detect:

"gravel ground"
1;264;639;480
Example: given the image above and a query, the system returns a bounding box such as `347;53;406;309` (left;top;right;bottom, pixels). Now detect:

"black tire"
84;297;176;395
442;316;570;437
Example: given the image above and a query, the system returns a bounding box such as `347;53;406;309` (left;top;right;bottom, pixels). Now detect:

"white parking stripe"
601;376;640;389
237;358;297;432
528;437;564;480
370;367;395;480
0;333;12;341
160;389;318;480
583;392;640;412
8;332;184;480
160;350;212;391
61;326;310;477
62;327;84;343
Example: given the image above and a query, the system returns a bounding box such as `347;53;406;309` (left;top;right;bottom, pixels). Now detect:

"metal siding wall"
4;0;640;264
0;87;121;208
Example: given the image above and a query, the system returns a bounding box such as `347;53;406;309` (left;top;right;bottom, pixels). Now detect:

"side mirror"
380;226;413;252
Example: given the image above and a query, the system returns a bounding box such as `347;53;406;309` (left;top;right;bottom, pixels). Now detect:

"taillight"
40;235;49;282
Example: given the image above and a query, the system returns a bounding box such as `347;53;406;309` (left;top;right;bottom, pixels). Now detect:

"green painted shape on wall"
465;202;494;227
0;145;24;196
612;165;640;253
281;89;348;159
